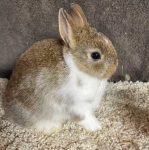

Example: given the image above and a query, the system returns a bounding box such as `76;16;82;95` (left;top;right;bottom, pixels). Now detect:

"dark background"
0;0;149;82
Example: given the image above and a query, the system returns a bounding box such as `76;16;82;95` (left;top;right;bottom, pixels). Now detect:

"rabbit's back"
19;39;64;68
3;39;68;126
7;38;66;87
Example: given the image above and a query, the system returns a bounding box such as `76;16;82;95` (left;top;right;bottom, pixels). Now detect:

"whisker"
93;79;102;101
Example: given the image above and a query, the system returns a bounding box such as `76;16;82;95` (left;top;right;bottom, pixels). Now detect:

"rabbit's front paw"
34;120;62;135
78;116;102;132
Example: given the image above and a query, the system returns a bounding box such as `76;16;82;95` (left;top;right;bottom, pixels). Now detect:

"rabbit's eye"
91;52;101;60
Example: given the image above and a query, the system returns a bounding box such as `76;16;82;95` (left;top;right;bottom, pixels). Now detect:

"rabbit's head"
59;4;118;79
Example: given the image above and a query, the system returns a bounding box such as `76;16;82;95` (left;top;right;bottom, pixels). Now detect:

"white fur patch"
61;53;107;131
33;53;107;132
63;53;107;107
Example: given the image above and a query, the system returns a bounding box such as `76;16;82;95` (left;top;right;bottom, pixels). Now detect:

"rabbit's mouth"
103;60;118;79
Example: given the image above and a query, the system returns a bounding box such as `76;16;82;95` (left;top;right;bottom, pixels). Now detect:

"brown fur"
4;39;67;112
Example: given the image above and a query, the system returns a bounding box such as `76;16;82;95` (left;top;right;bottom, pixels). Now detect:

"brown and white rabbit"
3;4;118;134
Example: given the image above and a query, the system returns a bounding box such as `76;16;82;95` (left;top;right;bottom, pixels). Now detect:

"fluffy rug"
0;78;149;150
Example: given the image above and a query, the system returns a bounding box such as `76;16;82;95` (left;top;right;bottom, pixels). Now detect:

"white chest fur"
34;53;107;133
62;53;107;110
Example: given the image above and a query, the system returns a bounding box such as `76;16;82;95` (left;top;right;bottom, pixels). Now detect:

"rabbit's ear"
59;8;76;48
71;4;89;28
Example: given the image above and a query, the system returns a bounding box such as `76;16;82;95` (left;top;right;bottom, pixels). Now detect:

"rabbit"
2;4;118;134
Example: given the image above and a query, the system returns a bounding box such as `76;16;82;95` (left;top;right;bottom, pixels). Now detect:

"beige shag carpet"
0;78;149;150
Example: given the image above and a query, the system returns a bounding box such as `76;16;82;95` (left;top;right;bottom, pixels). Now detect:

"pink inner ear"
59;8;76;48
